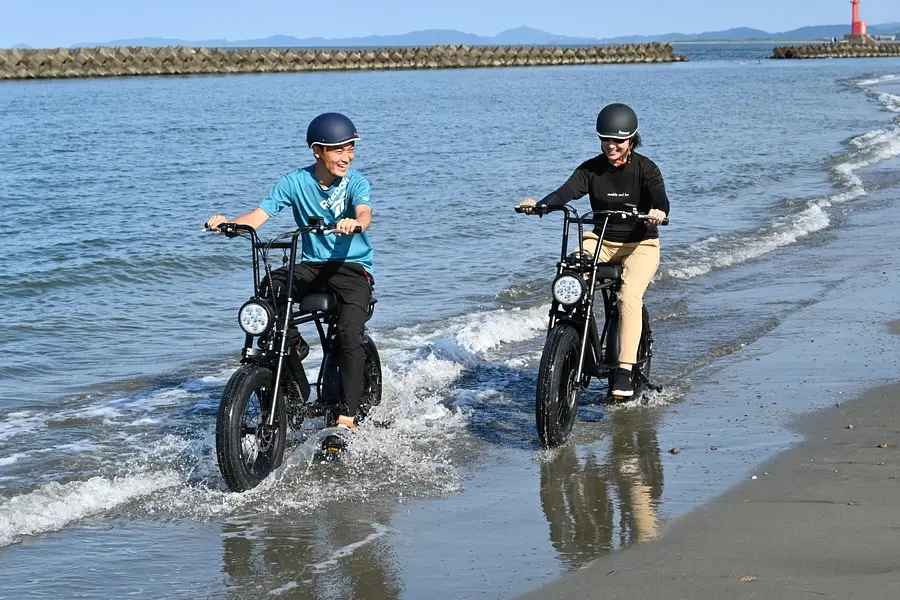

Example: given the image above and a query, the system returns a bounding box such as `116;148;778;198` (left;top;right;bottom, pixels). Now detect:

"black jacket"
539;152;670;243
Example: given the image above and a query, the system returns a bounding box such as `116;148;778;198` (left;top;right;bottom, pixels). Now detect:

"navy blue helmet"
306;112;360;148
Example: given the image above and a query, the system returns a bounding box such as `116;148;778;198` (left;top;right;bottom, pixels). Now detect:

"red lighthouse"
851;0;867;36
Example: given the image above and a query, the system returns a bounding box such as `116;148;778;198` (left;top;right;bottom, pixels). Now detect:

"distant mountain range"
14;23;900;49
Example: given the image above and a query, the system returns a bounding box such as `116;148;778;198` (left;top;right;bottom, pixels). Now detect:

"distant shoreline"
2;40;821;53
672;39;819;44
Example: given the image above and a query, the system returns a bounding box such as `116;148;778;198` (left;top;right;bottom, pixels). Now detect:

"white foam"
606;386;683;411
667;204;831;279
846;124;900;169
53;441;101;454
0;471;180;547
267;582;299;596
857;74;898;87
876;92;900;113
309;523;389;573
73;405;123;420
0;411;47;442
452;306;548;355
0;453;27;467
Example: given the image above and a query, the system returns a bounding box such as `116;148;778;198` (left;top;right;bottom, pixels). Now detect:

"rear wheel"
357;336;382;422
215;364;286;492
321;334;382;426
604;306;652;399
536;323;581;448
632;307;653;398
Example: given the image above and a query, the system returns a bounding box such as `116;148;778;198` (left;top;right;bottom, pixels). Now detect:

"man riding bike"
206;112;373;433
518;103;670;399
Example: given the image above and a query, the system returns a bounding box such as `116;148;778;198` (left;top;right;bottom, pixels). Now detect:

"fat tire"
216;364;286;492
357;335;383;421
536;323;581;448
322;334;382;424
604;306;652;399
633;307;652;398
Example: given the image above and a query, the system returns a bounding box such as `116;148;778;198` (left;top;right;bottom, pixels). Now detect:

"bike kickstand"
636;370;663;394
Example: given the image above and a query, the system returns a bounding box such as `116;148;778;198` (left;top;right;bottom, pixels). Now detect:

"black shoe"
611;368;634;398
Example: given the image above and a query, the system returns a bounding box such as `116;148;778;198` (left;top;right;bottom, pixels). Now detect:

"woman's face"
601;136;632;164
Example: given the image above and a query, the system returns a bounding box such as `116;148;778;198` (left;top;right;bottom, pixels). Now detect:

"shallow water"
2;46;900;598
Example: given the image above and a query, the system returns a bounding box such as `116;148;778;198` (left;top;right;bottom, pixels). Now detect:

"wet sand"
523;380;900;600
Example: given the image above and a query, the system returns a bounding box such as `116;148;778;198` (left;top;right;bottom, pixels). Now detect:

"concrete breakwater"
773;42;900;59
0;43;687;80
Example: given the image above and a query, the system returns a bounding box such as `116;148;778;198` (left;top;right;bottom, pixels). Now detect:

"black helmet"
596;103;638;140
306;112;360;148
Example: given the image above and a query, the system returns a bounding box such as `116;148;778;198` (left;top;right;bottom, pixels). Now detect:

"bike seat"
299;293;337;313
595;263;623;281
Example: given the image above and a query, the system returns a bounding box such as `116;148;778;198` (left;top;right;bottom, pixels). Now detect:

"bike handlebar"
515;204;668;226
204;222;363;239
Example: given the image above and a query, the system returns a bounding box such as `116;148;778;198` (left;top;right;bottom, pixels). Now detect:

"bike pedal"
320;434;347;459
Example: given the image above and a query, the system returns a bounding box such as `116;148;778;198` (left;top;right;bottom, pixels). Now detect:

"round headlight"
552;274;584;306
238;300;273;336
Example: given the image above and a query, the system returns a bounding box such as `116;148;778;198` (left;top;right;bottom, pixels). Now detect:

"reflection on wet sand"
540;409;663;568
221;498;401;600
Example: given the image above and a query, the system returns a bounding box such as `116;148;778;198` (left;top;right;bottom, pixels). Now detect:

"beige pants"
580;234;660;365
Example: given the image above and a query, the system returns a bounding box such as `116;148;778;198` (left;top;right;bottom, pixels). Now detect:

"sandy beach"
524;379;900;599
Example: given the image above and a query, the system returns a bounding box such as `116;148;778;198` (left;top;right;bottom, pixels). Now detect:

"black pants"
263;262;372;419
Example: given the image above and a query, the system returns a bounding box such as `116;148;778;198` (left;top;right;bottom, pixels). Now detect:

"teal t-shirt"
259;166;373;275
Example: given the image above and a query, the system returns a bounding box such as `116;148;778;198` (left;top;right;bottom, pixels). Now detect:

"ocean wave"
856;74;899;87
875;92;900;114
665;204;831;280
0;471;180;547
663;98;900;281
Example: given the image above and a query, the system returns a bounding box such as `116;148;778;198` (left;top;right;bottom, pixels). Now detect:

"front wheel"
536;323;582;448
215;364;287;492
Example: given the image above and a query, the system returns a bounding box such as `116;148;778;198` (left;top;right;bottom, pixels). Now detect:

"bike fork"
268;245;300;427
268;296;293;427
574;217;610;386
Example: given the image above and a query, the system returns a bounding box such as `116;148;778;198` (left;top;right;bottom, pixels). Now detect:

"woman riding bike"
518;103;670;399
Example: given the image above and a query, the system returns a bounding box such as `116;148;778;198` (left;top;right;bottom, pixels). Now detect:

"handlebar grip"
638;216;669;226
515;204;551;215
353;225;362;234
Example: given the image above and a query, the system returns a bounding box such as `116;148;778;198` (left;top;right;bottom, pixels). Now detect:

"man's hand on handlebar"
335;218;362;235
646;209;667;227
205;214;229;231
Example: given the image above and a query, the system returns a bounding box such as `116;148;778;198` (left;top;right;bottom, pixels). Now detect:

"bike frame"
537;206;654;391
215;220;350;426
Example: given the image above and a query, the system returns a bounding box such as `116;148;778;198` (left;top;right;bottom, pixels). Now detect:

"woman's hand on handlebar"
646;209;667;227
516;199;543;214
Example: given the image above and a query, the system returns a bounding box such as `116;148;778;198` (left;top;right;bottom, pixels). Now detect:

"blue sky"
2;0;897;47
